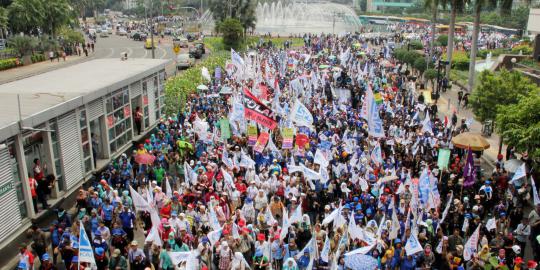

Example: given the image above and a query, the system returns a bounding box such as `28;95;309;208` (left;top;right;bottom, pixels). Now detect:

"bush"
31;53;46;63
403;51;422;65
477;48;507;59
8;35;38;57
414;57;427;74
450;51;470;71
409;40;423;50
0;58;20;70
511;45;533;55
393;48;408;63
437;35;448;47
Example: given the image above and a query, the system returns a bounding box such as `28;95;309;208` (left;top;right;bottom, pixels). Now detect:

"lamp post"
511;57;516;70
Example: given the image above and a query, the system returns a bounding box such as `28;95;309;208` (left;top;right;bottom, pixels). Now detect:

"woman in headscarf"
218;241;233;270
231;252;250;270
282;257;298;270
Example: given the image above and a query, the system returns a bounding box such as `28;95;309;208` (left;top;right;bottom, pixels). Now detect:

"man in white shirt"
514;217;530;252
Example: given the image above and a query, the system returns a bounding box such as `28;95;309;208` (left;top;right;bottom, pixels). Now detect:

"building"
0;58;171;248
366;0;417;12
124;0;137;10
528;8;540;37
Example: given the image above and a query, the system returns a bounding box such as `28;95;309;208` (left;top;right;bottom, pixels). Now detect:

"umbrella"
135;153;156;165
319;64;331;69
451;132;490;151
197;85;208;90
344;254;378;270
328;55;337;60
219;86;233;95
504;159;524;173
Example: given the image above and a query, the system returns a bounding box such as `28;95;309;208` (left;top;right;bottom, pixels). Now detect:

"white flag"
79;221;96;264
531;176;540;205
201;67;211;82
129;185;152;212
207;228;222;246
280;208;290;241
145;225;163;246
405;233;423;256
314;149;329;166
320;234;331;262
322;205;340;225
168;251;191;265
463;224;481;261
510;163;526;183
289;203;303;224
265;205;277;226
291;99;314;127
389;206;400;240
165;177;173;199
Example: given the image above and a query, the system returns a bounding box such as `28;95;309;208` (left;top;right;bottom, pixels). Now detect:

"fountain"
475;52;495;72
255;1;362;35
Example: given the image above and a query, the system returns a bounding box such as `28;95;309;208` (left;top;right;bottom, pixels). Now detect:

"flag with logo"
129;185;152;212
368;97;385;138
510;163;526;184
291;99;314;128
79;221;96;265
242;88;278;129
463;224;481;260
220;118;231;140
437;149;451;169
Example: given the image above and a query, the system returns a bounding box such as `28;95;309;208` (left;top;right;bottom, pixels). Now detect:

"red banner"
243;88;277;130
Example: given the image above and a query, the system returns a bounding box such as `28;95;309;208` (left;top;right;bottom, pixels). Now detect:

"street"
93;35;176;60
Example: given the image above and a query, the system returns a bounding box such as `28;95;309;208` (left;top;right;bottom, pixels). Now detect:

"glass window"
84;158;92;173
106;98;113;114
80;110;87;128
81;128;89;144
6;140;28;218
110;141;117;153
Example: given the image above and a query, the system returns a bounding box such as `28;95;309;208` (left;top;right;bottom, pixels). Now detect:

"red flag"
242;88;278;130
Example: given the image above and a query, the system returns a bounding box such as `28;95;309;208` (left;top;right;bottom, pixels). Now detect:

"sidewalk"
0;54;95;85
425;84;506;166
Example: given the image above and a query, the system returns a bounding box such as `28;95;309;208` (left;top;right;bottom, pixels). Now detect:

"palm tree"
424;0;440;61
467;0;496;90
443;0;465;79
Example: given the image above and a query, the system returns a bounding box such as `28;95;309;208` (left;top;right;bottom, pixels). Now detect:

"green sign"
220;118;231;140
437;149;451;169
0;181;14;197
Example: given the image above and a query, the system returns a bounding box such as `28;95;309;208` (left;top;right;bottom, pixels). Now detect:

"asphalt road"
93;34;177;60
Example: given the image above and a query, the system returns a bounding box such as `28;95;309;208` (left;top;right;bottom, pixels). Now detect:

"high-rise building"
366;0;417;12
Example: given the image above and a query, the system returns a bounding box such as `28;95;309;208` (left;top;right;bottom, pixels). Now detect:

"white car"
176;53;195;69
117;28;127;36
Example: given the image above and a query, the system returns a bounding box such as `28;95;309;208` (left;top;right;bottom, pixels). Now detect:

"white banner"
463;224;481;261
130;185;152;212
291;99;313;128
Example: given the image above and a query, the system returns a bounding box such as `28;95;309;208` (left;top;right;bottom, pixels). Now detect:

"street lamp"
511;57;517;70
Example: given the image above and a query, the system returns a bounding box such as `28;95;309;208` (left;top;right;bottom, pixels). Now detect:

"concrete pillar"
14;134;35;218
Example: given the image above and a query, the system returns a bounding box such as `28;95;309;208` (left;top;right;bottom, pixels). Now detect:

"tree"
414;57;427;75
216;18;243;50
496;91;540;162
442;0;465;79
8;35;37;65
0;7;8;38
43;0;74;37
467;0;493;90
424;0;441;60
437;34;448;47
210;0;256;34
8;0;45;34
424;68;438;87
470;69;536;122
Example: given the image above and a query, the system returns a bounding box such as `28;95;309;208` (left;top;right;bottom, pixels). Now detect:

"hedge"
511;45;533;55
31;54;46;63
443;51;470;71
0;58;19;71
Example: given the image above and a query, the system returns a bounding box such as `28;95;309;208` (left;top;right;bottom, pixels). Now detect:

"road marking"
143;49;148;58
127;47;133;57
158;46;167;59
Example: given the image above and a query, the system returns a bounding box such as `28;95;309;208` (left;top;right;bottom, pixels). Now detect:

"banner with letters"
243;88;278;129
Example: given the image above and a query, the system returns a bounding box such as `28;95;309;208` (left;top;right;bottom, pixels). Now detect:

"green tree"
0;7;8;38
8;0;45;34
424;68;438;86
442;0;466;78
437;34;448;47
414;57;427;75
216;18;243;50
496;91;540;161
470;69;536;122
424;0;441;60
8;34;37;65
210;0;256;34
43;0;74;37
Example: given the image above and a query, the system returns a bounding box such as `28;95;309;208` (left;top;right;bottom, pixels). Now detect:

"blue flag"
79;221;96;265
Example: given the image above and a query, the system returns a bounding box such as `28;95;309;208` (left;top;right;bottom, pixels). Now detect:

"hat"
42;253;50;261
131;240;138;246
394;239;401;244
257;233;265;241
112;249;121;258
95;247;105;256
527;260;538;269
171;211;178;216
512;245;521;254
515;257;524;265
95;230;101;236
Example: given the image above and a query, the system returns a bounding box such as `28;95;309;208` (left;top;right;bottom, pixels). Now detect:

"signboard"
282;128;294;149
295;133;309;148
173;44;180;55
0;181;14;197
437;149;451;169
220;118;231;140
247;125;258;146
254;132;269;153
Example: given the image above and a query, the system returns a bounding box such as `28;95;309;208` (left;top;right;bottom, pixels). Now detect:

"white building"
0;58;171;248
528;8;540;37
124;0;137;10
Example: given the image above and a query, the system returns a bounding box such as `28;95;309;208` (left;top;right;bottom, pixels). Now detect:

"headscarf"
282;257;298;270
231;252;250;270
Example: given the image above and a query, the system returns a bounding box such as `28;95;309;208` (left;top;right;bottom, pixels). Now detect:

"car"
99;31;109;38
144;38;157;49
194;42;205;54
117;28;127;36
189;46;202;59
186;33;196;42
107;28;113;34
176;53;195;69
173;36;189;48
